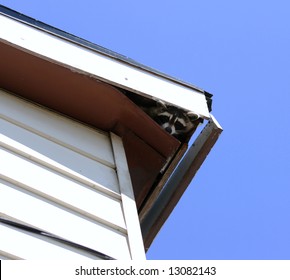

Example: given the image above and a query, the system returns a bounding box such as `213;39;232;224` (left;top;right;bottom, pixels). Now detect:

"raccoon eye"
156;115;169;124
175;121;185;131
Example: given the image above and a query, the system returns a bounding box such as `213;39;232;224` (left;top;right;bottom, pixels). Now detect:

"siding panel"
0;118;120;194
0;91;145;259
0;224;102;260
0;146;126;230
0;179;131;259
0;90;115;167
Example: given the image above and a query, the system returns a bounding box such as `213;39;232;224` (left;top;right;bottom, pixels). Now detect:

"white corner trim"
110;133;146;260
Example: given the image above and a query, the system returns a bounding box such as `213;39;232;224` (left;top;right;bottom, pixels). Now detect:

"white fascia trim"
0;13;210;119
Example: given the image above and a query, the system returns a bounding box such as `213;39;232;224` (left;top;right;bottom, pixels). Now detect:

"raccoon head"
151;101;200;140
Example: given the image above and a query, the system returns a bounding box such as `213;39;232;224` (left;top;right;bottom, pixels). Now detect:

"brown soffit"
0;40;183;210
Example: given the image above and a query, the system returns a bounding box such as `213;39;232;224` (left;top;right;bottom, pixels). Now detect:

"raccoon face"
155;109;199;136
150;101;200;140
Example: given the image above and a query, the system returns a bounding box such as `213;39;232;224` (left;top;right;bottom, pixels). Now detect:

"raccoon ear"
187;111;200;121
155;100;167;109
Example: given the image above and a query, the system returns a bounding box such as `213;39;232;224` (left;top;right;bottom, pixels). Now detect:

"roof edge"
0;4;210;97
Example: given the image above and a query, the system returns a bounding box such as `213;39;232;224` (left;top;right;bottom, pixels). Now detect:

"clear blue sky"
1;0;289;260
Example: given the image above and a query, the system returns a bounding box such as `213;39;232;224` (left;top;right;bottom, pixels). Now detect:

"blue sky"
1;0;289;260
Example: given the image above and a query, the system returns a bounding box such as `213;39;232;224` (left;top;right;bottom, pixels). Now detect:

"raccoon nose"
165;127;172;134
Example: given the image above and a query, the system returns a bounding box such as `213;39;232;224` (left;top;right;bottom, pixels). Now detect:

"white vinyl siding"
0;90;145;260
0;223;103;260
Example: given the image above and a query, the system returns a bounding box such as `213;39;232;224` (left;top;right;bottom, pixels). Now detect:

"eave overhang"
0;5;211;119
0;5;222;249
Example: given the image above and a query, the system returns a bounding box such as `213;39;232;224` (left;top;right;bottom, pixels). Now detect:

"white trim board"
111;133;146;260
0;13;210;118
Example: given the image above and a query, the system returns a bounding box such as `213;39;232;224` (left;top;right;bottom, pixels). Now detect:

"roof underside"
0;5;211;94
0;4;221;249
0;4;212;116
0;40;183;209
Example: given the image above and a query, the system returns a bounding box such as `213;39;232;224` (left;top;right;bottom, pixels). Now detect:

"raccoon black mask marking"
142;100;200;141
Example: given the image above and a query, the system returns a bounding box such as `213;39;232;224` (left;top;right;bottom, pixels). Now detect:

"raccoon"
120;89;201;141
142;100;200;141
